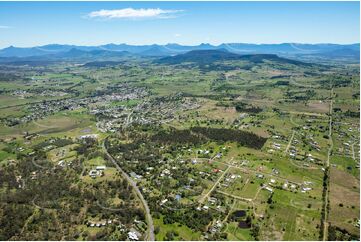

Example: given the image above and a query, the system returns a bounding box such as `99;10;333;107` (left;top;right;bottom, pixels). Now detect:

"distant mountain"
54;48;130;59
82;61;124;68
156;49;239;64
139;45;174;56
218;43;360;54
0;43;359;57
0;48;132;66
313;48;360;60
0;46;47;57
156;49;309;66
0;43;359;63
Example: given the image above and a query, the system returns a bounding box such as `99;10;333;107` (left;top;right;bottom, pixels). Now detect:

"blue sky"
0;1;359;48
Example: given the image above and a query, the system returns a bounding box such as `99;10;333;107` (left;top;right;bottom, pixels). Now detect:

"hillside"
155;49;310;66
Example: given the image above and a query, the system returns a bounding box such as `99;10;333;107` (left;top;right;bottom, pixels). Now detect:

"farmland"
0;48;359;241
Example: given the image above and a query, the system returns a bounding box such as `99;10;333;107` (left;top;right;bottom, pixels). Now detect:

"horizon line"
1;42;360;49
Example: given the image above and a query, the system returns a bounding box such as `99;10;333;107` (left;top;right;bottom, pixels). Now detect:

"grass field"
154;216;201;241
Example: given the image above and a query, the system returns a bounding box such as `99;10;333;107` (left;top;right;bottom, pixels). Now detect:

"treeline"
284;89;316;101
182;92;239;101
150;127;267;149
319;167;330;240
216;101;263;114
32;138;73;151
190;127;267;149
151;129;204;145
328;225;359;241
344;110;359;118
234;102;262;114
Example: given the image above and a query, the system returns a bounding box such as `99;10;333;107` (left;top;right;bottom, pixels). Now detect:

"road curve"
102;137;155;241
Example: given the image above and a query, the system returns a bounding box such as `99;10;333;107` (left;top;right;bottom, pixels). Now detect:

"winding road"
102;138;155;241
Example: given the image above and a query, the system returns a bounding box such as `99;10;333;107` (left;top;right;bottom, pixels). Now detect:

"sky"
0;1;359;48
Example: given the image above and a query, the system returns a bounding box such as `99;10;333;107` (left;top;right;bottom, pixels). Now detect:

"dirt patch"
329;168;360;235
306;101;330;113
330;168;359;191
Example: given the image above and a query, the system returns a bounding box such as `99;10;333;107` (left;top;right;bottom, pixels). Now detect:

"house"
272;168;279;175
264;186;273;193
58;160;65;167
130;172;142;179
89;170;99;178
215;153;222;158
80;134;98;139
128;232;139;241
208;197;217;204
160;199;168;206
96;165;106;170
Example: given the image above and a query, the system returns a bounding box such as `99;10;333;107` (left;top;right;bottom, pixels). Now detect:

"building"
128;232;139;241
96;165;106;170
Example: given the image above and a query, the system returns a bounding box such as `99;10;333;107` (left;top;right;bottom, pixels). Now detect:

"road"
290;78;315;88
211;160;303;185
199;166;230;204
351;142;356;160
322;88;333;241
216;190;252;202
33;120;56;129
326;96;333;167
285;130;296;155
102;138;155;241
288;111;327;117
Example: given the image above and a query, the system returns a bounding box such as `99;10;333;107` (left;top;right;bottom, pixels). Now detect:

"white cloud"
174;33;182;37
0;25;11;29
87;8;183;20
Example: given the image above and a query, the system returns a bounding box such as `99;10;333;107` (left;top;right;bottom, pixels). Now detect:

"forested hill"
155;49;311;66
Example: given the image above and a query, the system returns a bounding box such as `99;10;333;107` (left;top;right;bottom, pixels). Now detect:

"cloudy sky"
0;1;359;48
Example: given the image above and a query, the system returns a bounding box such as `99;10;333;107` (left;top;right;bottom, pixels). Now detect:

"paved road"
102;138;155;241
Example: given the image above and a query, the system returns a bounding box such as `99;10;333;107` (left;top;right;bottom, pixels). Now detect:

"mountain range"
0;43;359;64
